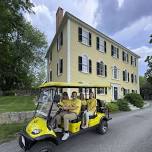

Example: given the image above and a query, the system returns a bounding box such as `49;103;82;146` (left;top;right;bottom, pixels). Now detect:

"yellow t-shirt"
81;100;87;106
58;99;71;107
87;98;97;113
69;99;81;115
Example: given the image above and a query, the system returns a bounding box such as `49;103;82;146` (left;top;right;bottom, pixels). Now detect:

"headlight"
32;129;42;135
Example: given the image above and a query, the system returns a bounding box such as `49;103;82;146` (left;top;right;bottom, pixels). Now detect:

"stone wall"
0;111;34;124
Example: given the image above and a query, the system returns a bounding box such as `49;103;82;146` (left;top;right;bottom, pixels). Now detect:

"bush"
107;102;119;112
3;90;15;96
117;99;130;111
124;93;144;108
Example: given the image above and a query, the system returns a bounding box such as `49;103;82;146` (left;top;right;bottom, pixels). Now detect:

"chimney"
56;7;64;32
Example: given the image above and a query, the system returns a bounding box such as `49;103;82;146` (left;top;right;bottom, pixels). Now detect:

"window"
97;87;107;95
112;66;119;79
57;59;63;76
123;70;129;82
111;45;119;58
97;61;107;77
78;56;92;73
57;31;63;51
131;56;137;66
79;88;92;94
78;27;91;46
122;51;129;62
123;88;130;96
96;37;106;53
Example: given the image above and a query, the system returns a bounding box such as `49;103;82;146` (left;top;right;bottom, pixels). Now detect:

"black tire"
29;141;56;152
96;119;108;135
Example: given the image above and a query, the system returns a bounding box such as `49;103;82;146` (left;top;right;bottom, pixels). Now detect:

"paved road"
1;105;152;152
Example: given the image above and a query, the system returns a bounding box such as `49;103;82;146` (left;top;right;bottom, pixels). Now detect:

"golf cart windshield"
35;88;56;117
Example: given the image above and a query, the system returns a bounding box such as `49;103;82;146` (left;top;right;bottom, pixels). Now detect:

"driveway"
1;104;152;152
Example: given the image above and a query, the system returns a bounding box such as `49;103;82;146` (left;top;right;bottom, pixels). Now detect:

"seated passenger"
55;91;81;141
58;92;70;108
81;92;97;129
79;93;87;110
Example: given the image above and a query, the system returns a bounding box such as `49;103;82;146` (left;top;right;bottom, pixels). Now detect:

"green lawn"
0;96;36;113
0;123;25;143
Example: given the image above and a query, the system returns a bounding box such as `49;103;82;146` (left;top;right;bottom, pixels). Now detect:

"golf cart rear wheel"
29;141;56;152
96;120;108;135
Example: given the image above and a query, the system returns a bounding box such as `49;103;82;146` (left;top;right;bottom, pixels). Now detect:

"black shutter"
97;62;100;75
128;72;129;82
104;41;106;53
78;27;82;42
105;87;107;94
79;88;82;93
96;37;99;50
117;48;119;58
89;32;92;46
50;71;52;81
78;56;82;71
111;45;114;56
105;65;107;77
89;59;92;73
135;58;136;66
131;56;133;65
131;74;133;83
60;32;63;46
60;59;63;73
123;71;125;81
57;63;58;76
122;51;125;61
97;88;100;94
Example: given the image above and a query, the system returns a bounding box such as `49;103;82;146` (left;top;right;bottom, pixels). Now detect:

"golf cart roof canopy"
39;81;111;88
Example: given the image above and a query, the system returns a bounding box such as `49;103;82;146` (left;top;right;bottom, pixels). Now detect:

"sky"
25;0;152;76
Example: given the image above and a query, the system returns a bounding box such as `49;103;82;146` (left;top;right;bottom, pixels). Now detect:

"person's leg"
63;113;77;131
62;113;77;140
54;112;66;132
82;111;93;128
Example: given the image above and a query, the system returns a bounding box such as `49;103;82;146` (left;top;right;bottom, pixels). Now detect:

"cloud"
132;46;152;76
24;0;98;43
111;16;152;48
95;0;152;35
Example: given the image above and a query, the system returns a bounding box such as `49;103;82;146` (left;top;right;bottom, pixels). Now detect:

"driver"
54;91;81;141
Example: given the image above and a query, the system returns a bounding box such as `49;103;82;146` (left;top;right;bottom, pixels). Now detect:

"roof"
46;11;140;58
39;81;111;88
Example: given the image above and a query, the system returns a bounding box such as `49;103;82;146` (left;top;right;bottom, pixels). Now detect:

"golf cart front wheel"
29;141;56;152
96;120;108;135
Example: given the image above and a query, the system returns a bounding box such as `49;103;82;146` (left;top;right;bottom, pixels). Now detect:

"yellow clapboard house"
45;7;140;102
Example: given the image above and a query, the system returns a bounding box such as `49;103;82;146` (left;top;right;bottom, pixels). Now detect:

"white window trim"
97;60;106;77
81;54;89;73
123;51;129;63
124;69;129;82
112;46;118;58
97;87;107;95
81;28;90;46
98;37;105;53
112;66;119;80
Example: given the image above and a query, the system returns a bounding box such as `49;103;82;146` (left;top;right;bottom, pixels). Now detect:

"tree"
145;35;152;85
0;0;47;91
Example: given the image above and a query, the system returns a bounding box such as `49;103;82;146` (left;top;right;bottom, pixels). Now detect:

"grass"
0;96;36;113
0;123;25;143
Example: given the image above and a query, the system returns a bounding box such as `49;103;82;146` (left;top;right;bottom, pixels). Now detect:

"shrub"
117;99;130;111
106;102;119;112
124;93;144;108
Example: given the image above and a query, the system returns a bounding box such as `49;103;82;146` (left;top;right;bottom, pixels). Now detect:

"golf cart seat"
70;114;82;123
89;113;97;119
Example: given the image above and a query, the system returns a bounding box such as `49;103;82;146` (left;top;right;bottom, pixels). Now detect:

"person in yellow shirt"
82;92;97;129
55;91;81;141
57;92;70;108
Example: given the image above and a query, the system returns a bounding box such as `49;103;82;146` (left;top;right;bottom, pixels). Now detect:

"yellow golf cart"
18;82;112;152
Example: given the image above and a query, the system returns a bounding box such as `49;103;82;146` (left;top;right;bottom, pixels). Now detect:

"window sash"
82;30;89;45
112;67;119;79
82;56;89;73
97;87;106;95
